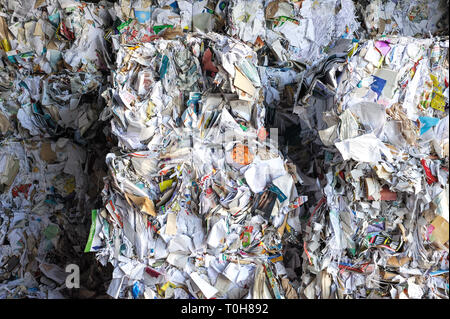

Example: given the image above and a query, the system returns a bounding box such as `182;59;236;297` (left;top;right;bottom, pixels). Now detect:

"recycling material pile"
358;0;449;38
0;0;114;298
0;0;448;299
88;0;449;299
86;0;363;299
300;34;449;299
95;19;302;301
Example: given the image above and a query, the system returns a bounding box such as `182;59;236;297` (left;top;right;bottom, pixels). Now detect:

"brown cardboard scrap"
125;192;156;217
40;142;57;163
234;67;256;96
430;215;449;246
0;112;10;134
281;277;298;299
277;213;288;237
387;256;411;267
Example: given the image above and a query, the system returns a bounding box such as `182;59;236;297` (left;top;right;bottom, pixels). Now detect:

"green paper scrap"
84;209;98;253
153;24;173;34
117;18;133;33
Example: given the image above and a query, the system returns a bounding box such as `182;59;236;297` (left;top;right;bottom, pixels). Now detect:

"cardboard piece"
125;193;156;217
281;277;298;299
386;256;411;268
40;142;57;163
277;213;288;237
165;213;177;235
0;155;19;187
0;112;10;134
430;215;449;245
234;67;256;96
